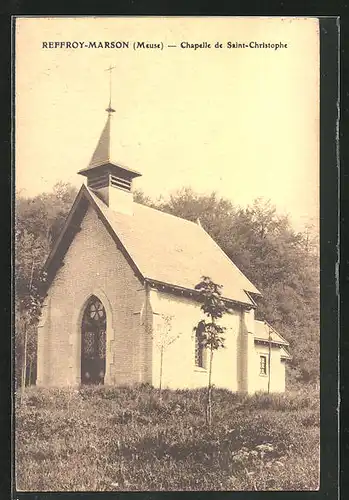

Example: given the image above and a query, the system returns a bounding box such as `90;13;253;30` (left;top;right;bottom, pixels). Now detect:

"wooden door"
81;296;106;384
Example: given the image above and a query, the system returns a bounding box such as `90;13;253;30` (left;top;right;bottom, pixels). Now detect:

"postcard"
14;16;322;492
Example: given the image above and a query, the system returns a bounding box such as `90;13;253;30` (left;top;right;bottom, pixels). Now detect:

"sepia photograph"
14;16;320;491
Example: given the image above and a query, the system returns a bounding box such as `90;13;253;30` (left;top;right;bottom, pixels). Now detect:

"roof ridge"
132;200;202;227
86;186;197;227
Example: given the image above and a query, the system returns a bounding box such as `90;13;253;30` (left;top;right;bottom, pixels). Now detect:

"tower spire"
105;65;116;114
78;65;142;214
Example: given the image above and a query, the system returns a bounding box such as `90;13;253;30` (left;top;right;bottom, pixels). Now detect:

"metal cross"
105;65;116;113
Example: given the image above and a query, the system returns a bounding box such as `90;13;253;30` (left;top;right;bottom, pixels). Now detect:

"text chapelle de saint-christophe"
41;40;288;50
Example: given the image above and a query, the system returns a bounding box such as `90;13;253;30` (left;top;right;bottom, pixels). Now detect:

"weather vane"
105;65;116;114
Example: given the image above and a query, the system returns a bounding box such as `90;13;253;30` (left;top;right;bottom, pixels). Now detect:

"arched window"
81;295;106;384
195;329;205;368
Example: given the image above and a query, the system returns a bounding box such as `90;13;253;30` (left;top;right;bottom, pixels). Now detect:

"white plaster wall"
149;289;241;391
252;344;286;393
240;308;257;394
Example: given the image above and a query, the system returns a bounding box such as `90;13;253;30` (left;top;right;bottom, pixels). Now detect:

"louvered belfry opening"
87;172;109;191
110;174;131;191
86;170;132;192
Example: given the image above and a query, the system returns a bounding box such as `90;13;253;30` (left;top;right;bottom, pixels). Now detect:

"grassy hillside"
15;385;319;491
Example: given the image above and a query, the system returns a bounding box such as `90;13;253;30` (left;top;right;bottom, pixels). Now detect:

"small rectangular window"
260;355;267;375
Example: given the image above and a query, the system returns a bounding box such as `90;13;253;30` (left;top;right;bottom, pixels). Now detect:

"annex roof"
254;320;289;346
45;184;261;306
280;347;292;360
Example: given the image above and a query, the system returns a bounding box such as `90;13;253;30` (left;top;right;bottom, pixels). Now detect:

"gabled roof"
254;320;289;346
45;184;261;306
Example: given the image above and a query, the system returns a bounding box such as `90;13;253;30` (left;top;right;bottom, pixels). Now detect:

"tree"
194;277;227;428
15;224;49;393
133;189;156;208
155;314;181;401
15;182;77;389
16;182;78;248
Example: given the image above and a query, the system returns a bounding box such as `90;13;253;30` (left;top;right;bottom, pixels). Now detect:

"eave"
254;337;289;347
145;278;256;310
78;161;142;179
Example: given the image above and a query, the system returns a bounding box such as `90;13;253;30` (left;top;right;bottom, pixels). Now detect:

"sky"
15;17;319;232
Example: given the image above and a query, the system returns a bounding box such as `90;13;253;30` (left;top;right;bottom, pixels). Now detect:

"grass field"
15;385;320;491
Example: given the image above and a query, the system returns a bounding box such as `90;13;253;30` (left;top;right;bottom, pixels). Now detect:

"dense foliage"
15;182;78;387
15;183;319;387
15;385;320;491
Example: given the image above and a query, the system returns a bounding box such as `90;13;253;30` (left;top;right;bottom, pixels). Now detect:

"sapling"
156;314;181;401
194;276;227;428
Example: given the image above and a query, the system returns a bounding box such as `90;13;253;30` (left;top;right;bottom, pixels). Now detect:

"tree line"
15;183;319;388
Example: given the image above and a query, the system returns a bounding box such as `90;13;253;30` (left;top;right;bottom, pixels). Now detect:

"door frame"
72;289;116;385
81;295;107;384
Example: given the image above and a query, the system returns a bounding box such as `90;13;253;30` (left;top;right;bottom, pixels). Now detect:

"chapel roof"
86;186;261;305
45;183;261;307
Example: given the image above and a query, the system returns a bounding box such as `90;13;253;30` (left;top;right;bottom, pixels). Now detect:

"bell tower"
78;65;142;215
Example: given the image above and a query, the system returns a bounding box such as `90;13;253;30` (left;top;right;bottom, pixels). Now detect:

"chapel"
37;94;290;393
